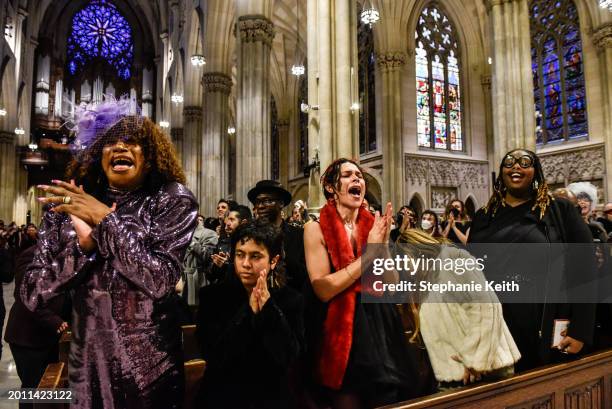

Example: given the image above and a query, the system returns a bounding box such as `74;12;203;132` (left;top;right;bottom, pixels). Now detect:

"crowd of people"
0;97;611;409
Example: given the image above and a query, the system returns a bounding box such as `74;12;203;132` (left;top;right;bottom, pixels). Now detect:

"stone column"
305;0;359;209
182;106;203;201
593;23;612;201
0;132;16;221
171;127;183;163
482;74;495;191
277;119;290;188
234;15;274;205
201;72;232;215
488;0;535;164
377;51;407;209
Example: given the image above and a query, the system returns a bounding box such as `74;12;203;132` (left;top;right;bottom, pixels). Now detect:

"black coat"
4;244;66;348
470;198;597;370
196;276;304;409
281;222;308;293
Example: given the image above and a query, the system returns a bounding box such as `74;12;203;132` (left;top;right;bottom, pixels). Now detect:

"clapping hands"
367;202;393;244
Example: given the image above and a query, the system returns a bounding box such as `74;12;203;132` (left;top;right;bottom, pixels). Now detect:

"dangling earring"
533;180;539;190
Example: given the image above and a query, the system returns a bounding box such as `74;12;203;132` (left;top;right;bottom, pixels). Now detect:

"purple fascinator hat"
66;94;143;158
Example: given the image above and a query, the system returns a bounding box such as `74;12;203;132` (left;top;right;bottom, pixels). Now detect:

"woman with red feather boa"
304;158;415;408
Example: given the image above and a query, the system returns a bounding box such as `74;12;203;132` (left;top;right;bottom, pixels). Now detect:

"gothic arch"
405;0;488;156
532;0;606;151
364;171;383;208
291;182;308;204
36;0;157;66
0;56;16;127
464;194;477;219
182;7;204;106
408;192;425;217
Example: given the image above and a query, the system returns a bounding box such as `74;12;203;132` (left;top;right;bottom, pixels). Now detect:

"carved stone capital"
237;15;275;47
0;132;14;144
183;106;202;122
202;72;232;95
170;127;183;142
593;23;612;51
376;51;407;71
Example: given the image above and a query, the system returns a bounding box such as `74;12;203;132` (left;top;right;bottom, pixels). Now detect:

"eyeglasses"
502;155;534;169
254;198;279;207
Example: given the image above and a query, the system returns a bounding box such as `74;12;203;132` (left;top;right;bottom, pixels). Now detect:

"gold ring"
63;196;72;204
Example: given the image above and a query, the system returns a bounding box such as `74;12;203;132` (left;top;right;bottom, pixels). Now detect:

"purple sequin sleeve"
91;186;197;300
20;210;93;312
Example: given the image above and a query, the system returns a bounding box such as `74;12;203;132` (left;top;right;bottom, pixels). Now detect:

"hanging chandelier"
0;108;6;116
599;0;612;11
291;0;305;77
14;127;25;135
171;94;183;104
159;120;170;128
190;27;206;66
361;2;380;27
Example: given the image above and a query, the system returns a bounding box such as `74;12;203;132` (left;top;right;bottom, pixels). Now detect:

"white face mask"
421;220;433;230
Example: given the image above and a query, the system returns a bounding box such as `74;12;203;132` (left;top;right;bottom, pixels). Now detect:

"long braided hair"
483;149;551;220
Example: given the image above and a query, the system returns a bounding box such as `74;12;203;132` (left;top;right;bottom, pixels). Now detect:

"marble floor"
0;282;20;409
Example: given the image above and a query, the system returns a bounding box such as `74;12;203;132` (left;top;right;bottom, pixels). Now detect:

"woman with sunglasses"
469;149;596;372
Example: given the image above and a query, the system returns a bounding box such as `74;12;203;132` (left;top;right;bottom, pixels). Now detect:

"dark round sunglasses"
503;155;534;169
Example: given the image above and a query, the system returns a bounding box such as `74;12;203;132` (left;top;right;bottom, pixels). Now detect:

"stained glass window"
415;5;463;151
530;0;587;144
67;0;134;80
358;8;377;155
298;76;308;173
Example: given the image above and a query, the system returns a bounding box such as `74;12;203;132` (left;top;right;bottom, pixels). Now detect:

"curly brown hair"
65;116;185;199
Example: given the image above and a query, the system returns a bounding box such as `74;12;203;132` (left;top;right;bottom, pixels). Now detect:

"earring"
533;180;539;190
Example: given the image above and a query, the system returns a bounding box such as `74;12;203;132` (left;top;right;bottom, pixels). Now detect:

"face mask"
421;220;433;230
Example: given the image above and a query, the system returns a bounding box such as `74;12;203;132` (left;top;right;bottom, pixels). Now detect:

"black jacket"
470;198;597;367
196;276;304;409
281;222;308;293
4;244;66;348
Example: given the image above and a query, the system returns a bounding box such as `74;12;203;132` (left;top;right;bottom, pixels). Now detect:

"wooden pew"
384;349;612;409
34;362;68;409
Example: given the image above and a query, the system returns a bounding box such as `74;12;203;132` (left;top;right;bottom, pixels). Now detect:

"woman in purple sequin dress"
20;98;197;408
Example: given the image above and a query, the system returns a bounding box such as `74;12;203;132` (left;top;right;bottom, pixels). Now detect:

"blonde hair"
395;228;451;343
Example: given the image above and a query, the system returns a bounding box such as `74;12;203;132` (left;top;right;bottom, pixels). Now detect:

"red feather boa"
317;200;374;390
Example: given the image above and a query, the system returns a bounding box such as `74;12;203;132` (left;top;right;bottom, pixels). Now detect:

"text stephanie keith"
371;280;520;294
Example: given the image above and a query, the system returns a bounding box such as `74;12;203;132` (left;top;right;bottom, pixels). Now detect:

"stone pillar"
277;119;290;188
488;0;535;164
182;106;203;201
235;15;275;205
306;0;359;209
482;74;495;192
593;23;612;201
201;72;232;215
0;132;16;221
377;51;407;209
171;127;183;163
14;8;27;91
13;166;28;225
